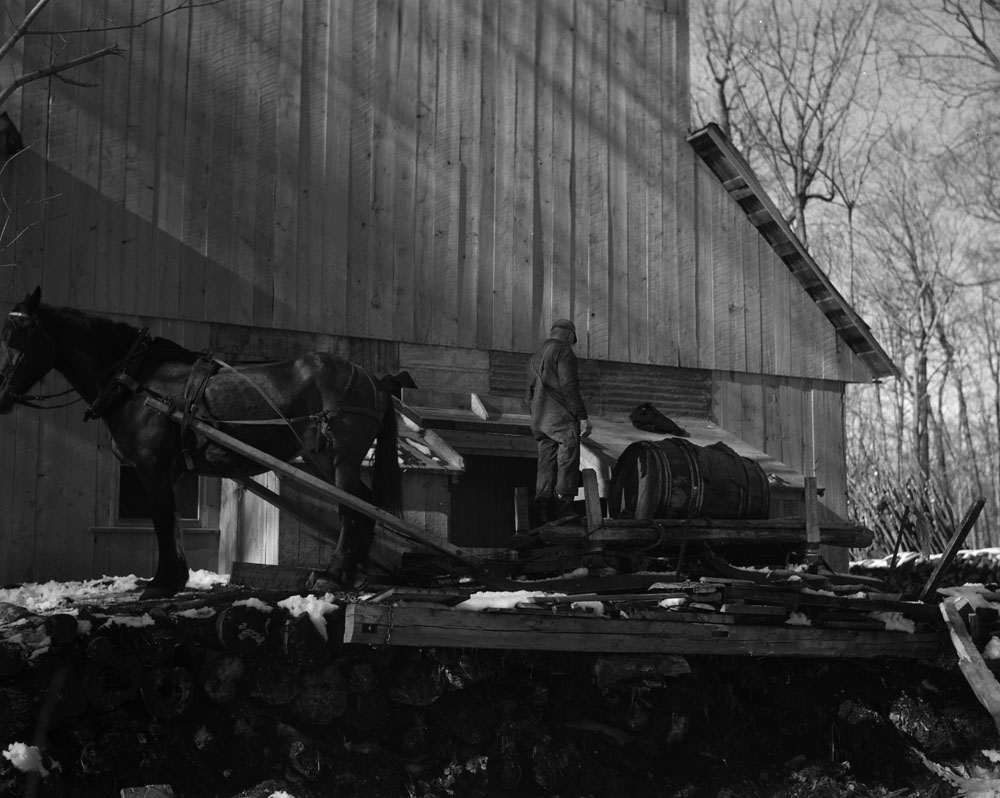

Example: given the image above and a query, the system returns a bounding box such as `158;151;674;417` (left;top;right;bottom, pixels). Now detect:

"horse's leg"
136;470;189;598
325;452;375;589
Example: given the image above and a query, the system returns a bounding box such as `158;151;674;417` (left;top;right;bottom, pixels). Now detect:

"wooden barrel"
607;439;770;520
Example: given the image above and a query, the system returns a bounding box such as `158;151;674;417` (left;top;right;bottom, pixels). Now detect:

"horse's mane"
45;305;200;367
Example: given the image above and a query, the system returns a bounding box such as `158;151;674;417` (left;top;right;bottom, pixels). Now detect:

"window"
115;464;219;528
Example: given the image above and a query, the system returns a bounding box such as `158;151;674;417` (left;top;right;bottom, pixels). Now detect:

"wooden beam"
234;475;340;543
941;598;1000;735
532;519;872;548
144;395;513;587
919;498;986;602
804;476;820;562
343;603;944;659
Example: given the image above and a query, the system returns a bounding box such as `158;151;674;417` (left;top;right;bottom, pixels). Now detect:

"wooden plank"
550;3;574;334
322;0;354;333
343;603;944;658
919;498;986;602
586;0;610;360
941;598;1000;735
476;0;499;347
536;2;555;339
204;1;237;326
227;0;260;325
413;0;439;343
511;0;535;353
804;475;820;559
625;3;649;364
608;0;630;362
644;8;666;364
299;0;331;334
273;0;304;329
457;0;484;349
179;1;212;319
430;1;461;347
251;1;280;326
540;519;872;548
571;0;592;354
662;7;681;366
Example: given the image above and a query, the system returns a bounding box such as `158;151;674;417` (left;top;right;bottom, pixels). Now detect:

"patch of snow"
870;611;915;634
173;607;217;620
786;612;812;626
100;613;156;629
983;638;1000;661
0;575;142;612
233;597;273;612
2;743;56;778
658;597;687;608
186;570;230;589
277;593;339;641
938;585;1000;612
570;601;605;615
456;591;566;611
268;792;298;798
984;750;1000;764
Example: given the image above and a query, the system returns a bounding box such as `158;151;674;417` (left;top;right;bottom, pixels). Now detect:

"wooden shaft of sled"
145;396;498;581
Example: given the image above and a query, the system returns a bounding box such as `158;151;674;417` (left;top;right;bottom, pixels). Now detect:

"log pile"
0;572;994;798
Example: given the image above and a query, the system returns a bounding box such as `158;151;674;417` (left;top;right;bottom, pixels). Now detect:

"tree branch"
0;44;124;109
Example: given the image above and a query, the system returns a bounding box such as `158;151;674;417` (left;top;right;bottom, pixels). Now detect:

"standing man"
525;318;593;520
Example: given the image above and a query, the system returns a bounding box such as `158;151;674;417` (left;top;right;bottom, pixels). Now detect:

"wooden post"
918;498;986;602
803;476;820;563
581;468;603;533
514;487;531;533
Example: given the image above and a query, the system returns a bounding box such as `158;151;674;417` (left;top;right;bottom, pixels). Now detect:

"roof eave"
687;123;899;382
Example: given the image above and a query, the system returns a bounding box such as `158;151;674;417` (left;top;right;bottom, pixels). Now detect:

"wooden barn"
0;0;894;587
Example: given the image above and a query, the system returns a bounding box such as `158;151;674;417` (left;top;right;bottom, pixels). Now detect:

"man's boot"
531;496;552;526
555;494;577;519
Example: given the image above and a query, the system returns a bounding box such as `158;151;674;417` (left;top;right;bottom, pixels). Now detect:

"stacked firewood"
0;580;995;798
852;549;1000;598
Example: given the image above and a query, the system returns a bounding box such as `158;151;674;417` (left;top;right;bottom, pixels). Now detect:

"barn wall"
0;0;880;584
1;0;867;383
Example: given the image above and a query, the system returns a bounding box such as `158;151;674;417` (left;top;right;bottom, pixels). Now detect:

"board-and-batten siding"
3;0;864;383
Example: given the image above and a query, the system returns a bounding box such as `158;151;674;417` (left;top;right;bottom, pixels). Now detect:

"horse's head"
0;286;56;415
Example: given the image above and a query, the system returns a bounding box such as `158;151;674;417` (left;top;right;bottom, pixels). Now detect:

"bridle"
0;310;79;409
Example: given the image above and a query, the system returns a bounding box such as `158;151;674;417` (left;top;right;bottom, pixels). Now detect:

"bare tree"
691;0;889;247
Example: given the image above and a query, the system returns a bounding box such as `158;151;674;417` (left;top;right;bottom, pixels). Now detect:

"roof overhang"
687;123;899;381
398;389;806;499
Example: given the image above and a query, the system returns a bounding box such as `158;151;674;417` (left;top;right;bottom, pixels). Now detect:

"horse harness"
87;335;387;471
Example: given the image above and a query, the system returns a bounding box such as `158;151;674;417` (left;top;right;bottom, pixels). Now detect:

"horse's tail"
372;395;402;516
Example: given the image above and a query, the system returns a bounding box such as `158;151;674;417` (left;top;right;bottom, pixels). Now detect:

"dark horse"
0;287;402;598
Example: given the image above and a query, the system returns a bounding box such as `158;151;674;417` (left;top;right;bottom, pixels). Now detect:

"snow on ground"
853;547;1000;570
0;570;229;613
2;743;57;778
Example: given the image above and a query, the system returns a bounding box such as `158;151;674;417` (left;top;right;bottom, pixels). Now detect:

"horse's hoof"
140;582;179;601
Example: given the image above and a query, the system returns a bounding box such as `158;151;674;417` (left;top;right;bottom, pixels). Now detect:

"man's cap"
551;318;576;335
